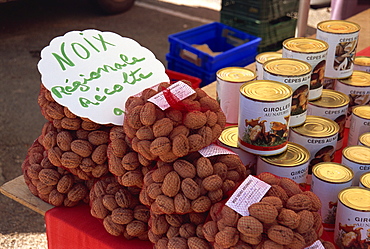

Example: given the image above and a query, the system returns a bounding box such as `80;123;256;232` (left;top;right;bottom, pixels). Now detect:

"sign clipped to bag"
38;29;169;125
226;175;271;216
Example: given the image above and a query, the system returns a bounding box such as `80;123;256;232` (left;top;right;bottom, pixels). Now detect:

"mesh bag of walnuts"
89;175;150;240
22;136;91;207
37;84;114;181
139;149;249;216
123;80;226;163
107;126;156;189
200;172;336;249
148;208;212;249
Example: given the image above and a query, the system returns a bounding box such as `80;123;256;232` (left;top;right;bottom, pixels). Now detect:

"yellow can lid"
312;162;354;183
283;37;329;53
240;80;293;102
338;187;370;211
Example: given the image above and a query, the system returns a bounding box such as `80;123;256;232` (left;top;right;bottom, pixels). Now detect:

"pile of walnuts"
201;172;336;249
140;152;247;215
89;176;150;240
22;137;91;207
123;81;226;163
107;126;156;189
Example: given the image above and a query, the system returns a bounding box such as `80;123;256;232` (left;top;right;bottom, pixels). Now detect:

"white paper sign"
38;29;169;125
225;175;271;216
198;144;237;157
148;81;196;110
304;240;325;249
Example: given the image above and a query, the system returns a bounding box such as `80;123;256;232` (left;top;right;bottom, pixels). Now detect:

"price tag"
198;144;237;158
304;240;325;249
148;81;196;110
38;29;169;125
225;175;271;216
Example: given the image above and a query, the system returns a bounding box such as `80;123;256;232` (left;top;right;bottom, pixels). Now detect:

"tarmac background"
0;0;330;247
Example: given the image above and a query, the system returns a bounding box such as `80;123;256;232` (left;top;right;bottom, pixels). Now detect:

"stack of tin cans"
216;19;370;248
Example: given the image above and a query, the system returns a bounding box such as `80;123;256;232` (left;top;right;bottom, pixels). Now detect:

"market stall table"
1;7;369;249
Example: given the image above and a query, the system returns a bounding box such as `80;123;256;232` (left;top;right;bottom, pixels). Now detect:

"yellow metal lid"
312;162;354;183
352;105;370;119
260;142;310;167
240;80;293;102
263;58;312;77
359;132;370;147
354;56;370;66
360;172;370;188
338;187;370;211
342;145;370;164
309;89;349;108
218;125;238;148
317;20;361;34
291;115;340;137
338;70;370;86
216;67;256;83
256;52;282;64
283;37;329;53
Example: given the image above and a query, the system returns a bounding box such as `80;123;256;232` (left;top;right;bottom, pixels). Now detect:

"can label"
307;104;348;150
282;50;327;100
288;131;338;184
334;82;370;128
256;157;308;184
334;190;370;249
316;30;359;79
347;113;370;146
216;79;245;124
311;174;352;231
263;73;310;127
341;155;370;186
323;77;336;90
238;97;291;156
354;64;370;73
216;68;256;124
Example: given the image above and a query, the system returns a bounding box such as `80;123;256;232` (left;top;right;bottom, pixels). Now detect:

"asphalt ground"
0;0;330;247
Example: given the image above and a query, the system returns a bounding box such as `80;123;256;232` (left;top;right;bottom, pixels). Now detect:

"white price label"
198;144;237;158
225;175;271;216
304;240;325;249
148;81;196;110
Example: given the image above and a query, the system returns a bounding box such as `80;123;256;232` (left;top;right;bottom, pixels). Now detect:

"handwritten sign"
38;29;169;125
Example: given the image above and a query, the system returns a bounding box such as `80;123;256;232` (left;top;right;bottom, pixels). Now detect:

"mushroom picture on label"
291;85;309;116
311;60;326;90
309;145;335;169
334;40;357;71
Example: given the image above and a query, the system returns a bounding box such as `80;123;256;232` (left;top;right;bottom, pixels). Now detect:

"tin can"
255;52;282;80
359;132;370;147
256;142;309;184
354;56;370;73
316;20;361;79
238;80;292;156
311;162;354;231
218;125;257;173
216;67;257;124
335;70;370;127
341;145;370;186
263;58;312;127
347;105;370;146
289;115;339;184
359;172;370;188
334;187;370;249
323;77;336;90
307;89;349;150
282;37;329;100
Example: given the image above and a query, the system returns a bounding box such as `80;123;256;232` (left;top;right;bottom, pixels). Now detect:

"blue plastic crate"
168;22;261;72
166;54;216;87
